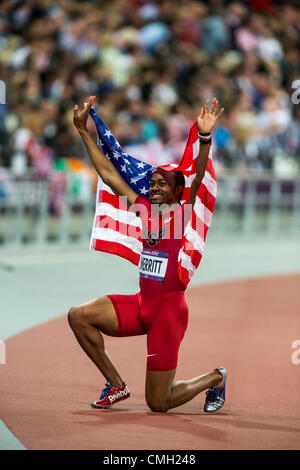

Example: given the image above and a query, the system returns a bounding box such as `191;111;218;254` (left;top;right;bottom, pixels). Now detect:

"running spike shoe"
91;382;130;409
204;367;227;413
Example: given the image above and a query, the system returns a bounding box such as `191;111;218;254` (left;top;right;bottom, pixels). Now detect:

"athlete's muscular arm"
189;98;224;208
73;96;138;207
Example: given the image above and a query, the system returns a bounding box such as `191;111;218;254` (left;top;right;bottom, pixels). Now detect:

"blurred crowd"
0;0;300;186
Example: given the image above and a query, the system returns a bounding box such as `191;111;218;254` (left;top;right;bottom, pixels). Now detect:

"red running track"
0;274;300;449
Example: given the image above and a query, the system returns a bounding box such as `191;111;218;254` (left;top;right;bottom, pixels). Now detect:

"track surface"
1;274;299;450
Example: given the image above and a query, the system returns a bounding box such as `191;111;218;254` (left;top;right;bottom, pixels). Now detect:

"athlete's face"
149;170;181;205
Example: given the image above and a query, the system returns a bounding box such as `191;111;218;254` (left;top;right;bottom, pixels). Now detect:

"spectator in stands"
0;0;299;176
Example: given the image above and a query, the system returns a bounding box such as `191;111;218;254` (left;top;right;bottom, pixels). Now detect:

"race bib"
139;249;168;282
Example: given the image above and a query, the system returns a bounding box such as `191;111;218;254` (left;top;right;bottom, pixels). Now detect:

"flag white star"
136;170;147;178
130;178;137;184
113;151;120;160
140;186;147;195
137;162;145;169
105;153;110;160
121;164;127;172
124;159;130;165
104;129;113;139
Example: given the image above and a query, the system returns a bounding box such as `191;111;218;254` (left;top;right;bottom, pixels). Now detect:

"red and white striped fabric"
90;181;143;265
175;123;217;287
90;122;217;288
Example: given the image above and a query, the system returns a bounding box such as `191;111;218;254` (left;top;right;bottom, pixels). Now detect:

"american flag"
89;107;217;288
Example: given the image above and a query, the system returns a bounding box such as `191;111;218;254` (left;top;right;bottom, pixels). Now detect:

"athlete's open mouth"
150;193;164;200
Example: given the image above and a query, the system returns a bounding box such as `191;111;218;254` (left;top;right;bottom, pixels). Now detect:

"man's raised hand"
197;98;224;134
73;95;96;134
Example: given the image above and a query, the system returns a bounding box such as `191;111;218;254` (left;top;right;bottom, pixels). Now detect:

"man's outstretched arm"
73;96;138;207
189;98;224;208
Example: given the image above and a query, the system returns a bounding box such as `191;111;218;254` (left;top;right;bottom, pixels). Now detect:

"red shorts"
107;291;189;371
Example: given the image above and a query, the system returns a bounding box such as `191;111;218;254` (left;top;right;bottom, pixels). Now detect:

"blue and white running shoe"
204;367;227;413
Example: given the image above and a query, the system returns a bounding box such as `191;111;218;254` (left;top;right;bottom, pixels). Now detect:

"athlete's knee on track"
147;400;168;413
146;394;169;413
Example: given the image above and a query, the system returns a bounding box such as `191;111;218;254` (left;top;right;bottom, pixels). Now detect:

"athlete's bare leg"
145;369;223;412
68;296;123;387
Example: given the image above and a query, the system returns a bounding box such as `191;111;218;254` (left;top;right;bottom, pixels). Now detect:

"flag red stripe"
176;261;190;288
95;215;142;239
92;238;140;265
189;210;209;238
197;184;216;212
181;248;202;267
99;190;129;211
181;187;191;201
206;157;214;175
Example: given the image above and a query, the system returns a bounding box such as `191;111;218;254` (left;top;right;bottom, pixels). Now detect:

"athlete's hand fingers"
73;96;95;130
78;96;95;118
216;107;224;120
213;99;219;115
209;98;217;114
85;95;96;111
204;98;209;114
210;98;218;114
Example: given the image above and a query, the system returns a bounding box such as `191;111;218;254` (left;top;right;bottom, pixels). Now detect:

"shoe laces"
99;382;112;400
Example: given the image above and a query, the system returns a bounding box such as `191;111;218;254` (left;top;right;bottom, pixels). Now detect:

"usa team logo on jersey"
144;225;166;247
